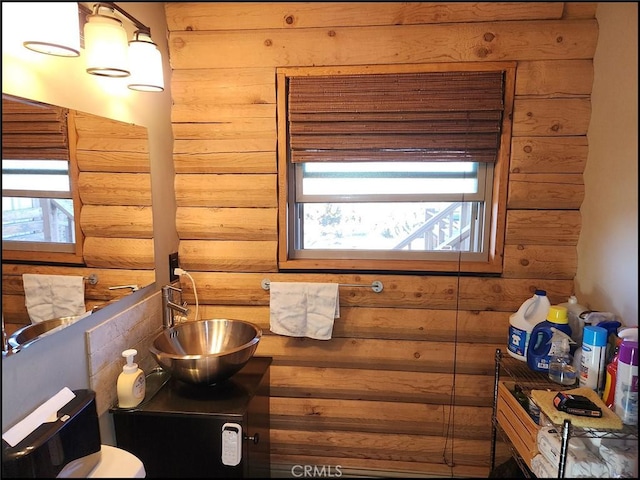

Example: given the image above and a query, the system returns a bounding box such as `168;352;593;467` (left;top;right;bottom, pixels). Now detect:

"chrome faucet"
2;313;8;355
162;284;189;329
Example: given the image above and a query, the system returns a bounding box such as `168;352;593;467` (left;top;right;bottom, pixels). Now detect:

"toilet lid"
87;445;146;478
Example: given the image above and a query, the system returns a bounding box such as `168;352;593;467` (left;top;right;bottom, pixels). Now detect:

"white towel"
22;274;86;323
530;453;559;478
537;425;610;477
598;438;638;478
269;282;339;340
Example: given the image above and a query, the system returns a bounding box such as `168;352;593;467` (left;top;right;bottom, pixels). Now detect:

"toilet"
54;445;145;478
2;389;145;478
85;445;146;478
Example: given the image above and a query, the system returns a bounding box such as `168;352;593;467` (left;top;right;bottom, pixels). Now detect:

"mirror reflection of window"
1;94;156;346
2;96;82;256
2;160;76;248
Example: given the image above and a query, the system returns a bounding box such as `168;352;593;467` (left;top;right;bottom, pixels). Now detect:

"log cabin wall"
2;112;155;333
165;2;597;476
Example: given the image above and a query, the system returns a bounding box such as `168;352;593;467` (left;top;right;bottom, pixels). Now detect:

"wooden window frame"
276;62;516;274
2;104;85;265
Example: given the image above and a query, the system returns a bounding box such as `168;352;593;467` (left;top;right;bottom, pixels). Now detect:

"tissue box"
2;389;101;478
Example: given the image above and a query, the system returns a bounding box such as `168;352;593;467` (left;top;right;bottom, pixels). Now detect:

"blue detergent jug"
527;305;572;372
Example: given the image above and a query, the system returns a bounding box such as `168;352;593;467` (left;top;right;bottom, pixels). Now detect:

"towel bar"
261;279;383;293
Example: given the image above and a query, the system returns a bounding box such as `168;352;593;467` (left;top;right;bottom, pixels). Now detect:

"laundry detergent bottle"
527;305;572;372
507;289;551;362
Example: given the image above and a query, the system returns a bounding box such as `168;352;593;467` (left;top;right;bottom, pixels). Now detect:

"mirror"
2;93;155;352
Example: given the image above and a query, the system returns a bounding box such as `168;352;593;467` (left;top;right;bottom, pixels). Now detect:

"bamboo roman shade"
288;70;505;163
2;97;70;161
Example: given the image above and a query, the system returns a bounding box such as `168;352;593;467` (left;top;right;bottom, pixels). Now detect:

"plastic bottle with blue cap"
507;289;550;362
578;325;608;395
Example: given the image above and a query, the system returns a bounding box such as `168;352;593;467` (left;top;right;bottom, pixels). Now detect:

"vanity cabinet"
111;356;271;478
490;349;637;478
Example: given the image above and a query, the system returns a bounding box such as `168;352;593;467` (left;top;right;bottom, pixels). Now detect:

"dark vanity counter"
111;356;272;478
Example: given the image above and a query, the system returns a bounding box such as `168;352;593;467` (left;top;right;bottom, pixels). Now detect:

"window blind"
2;97;69;161
288;70;505;163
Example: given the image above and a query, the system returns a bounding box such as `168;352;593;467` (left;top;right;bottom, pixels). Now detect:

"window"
2;95;83;262
277;64;515;273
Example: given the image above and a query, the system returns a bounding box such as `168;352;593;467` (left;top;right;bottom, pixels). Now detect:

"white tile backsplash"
85;291;163;416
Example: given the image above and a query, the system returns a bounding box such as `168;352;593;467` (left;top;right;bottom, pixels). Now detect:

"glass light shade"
23;2;80;57
128;34;165;92
84;12;130;77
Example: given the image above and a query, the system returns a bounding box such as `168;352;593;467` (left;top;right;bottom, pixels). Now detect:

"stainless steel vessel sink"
149;318;262;385
7;315;83;351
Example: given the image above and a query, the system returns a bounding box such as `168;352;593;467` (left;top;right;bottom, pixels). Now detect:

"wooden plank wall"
2;114;155;333
165;2;597;477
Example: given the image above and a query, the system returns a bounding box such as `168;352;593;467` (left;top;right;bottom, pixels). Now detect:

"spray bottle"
548;327;577;385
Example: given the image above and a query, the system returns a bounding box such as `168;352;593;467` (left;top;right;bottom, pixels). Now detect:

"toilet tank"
2;389;101;478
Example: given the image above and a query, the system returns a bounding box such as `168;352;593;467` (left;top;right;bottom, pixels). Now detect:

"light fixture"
16;2;164;92
127;31;165;92
84;4;130;77
23;2;81;57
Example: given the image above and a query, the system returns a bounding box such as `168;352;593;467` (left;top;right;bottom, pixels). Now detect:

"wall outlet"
169;252;179;282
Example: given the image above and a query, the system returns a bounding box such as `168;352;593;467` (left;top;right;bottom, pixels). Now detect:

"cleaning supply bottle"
602;336;622;409
117;349;146;408
548;327;577;385
582;312;621;359
578;325;608;395
507;289;551;362
594;318;622;363
527;305;572;372
603;327;639;409
558;295;590;353
614;339;638;425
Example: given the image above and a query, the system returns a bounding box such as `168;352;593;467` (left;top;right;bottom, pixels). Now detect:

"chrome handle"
109;284;140;292
245;432;259;444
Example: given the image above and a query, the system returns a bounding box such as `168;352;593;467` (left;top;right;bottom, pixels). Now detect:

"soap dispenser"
117;349;146;408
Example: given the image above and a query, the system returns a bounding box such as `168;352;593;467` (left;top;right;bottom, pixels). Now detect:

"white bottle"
117;349;146;408
578;325;608;395
558;295;590;348
507;289;551;361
